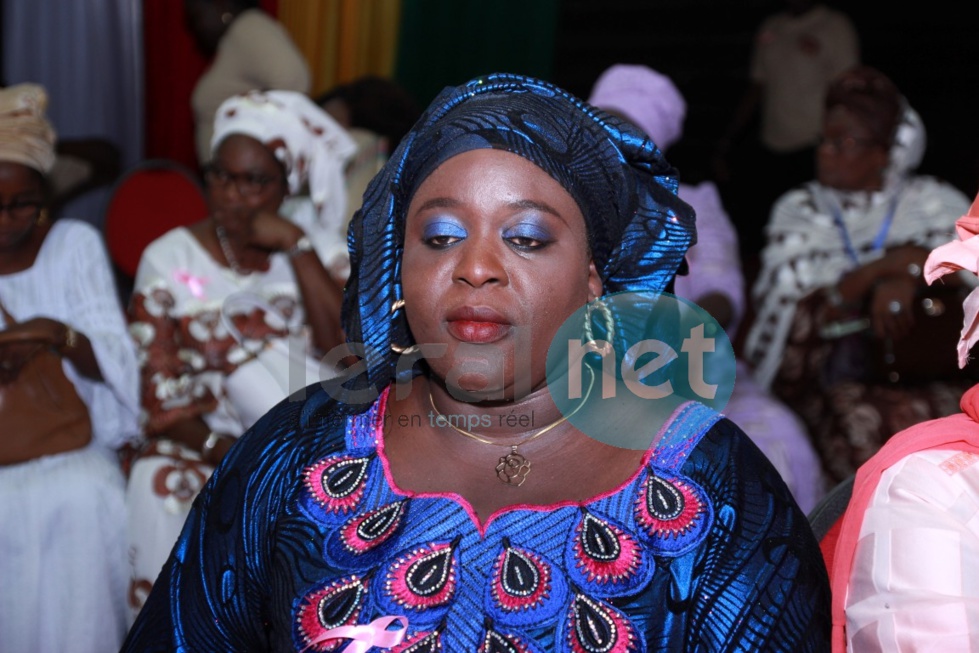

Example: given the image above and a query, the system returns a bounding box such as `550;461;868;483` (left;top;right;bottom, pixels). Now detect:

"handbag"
0;297;92;465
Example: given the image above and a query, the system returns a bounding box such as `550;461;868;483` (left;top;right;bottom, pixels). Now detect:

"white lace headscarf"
212;90;357;266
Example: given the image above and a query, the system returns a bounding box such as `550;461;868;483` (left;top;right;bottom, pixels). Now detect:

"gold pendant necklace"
427;365;596;487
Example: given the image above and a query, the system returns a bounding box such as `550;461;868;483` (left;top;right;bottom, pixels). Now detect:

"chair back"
807;474;855;575
103;159;209;280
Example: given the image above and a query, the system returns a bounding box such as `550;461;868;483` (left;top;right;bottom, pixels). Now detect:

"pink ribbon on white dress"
303;615;409;653
923;193;979;368
172;269;209;299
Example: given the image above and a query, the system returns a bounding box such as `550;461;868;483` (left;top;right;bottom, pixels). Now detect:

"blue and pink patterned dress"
123;386;830;651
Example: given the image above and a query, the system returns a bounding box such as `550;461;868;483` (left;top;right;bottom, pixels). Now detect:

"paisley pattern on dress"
486;538;567;627
478;624;544;653
390;622;445;653
560;593;642;653
565;510;652;597
123;392;830;652
294;575;370;652
374;538;460;624
633;469;712;556
303;453;374;519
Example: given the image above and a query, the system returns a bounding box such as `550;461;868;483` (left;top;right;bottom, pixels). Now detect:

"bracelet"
286;235;314;259
201;431;225;462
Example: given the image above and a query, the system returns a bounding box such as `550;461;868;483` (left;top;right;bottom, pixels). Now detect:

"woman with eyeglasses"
744;66;974;485
124;89;354;620
0;84;140;652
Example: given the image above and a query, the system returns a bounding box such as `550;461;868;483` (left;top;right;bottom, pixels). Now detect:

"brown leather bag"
0;298;92;465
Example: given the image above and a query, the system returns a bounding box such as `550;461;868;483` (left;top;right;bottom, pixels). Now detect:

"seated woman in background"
0;83;140;653
744;65;973;484
829;192;979;650
588;62;825;513
316;75;423;243
125;89;351;618
122;72;829;651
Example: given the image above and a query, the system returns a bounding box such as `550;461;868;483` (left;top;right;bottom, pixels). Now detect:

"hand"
1;317;64;346
868;276;917;342
248;209;305;252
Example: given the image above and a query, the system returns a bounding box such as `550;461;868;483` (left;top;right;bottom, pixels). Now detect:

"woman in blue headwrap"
122;73;829;651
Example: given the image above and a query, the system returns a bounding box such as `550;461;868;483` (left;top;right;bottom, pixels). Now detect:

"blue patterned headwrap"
343;73;695;393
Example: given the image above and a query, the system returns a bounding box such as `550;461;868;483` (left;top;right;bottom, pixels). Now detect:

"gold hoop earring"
390;342;419;355
391;298;406;314
584;299;615;354
35;209;49;227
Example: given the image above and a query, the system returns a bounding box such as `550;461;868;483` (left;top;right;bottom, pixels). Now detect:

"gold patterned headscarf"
0;83;57;174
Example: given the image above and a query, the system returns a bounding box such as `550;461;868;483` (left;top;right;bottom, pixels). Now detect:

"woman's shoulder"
38;218;109;266
139;225;201;265
45;217;101;248
225;386;371;481
902;175;971;211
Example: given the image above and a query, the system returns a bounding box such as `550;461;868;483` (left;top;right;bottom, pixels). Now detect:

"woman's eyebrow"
508;199;567;225
412;197;461;213
412;197;568;225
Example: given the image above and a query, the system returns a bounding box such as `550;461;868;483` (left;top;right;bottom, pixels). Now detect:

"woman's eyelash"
504;223;553;248
422;219;467;245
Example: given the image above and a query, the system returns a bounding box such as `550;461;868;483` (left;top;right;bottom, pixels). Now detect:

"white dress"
0;219;140;653
126;226;329;620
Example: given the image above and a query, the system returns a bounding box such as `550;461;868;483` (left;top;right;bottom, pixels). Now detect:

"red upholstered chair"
103;159;209;287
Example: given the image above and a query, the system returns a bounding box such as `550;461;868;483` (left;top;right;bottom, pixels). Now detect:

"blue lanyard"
831;196;899;267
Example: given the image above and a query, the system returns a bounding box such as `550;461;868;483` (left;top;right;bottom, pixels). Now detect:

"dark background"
552;0;979;203
551;0;979;342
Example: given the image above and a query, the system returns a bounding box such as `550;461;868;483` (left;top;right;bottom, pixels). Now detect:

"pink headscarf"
923;191;979;368
587;64;686;151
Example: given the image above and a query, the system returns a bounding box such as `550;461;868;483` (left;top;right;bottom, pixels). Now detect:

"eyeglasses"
203;165;282;197
817;135;881;153
0;199;43;221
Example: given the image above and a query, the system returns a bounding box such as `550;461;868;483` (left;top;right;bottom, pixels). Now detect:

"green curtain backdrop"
394;0;560;108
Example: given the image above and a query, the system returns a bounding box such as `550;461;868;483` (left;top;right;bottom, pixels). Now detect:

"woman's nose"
453;239;508;288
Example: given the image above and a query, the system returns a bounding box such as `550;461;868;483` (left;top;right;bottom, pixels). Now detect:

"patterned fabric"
121;387;831;651
766;287;971;484
126;226;314;618
343;72;696;393
744;105;969;389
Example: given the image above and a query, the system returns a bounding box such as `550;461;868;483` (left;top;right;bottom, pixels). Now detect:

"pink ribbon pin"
173;269;209;299
304;615;409;653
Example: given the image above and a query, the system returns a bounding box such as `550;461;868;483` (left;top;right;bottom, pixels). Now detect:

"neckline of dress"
364;386;688;537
